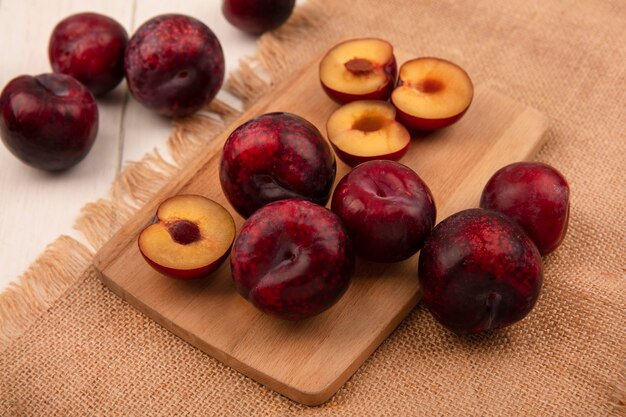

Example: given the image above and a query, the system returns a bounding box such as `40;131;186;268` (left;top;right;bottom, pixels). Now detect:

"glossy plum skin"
331;161;436;262
480;162;570;256
418;209;543;335
222;0;295;34
49;12;128;96
394;104;470;132
231;199;354;320
219;112;336;218
124;14;224;117
0;73;98;171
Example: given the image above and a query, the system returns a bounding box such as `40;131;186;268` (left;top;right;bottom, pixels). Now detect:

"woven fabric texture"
1;0;625;415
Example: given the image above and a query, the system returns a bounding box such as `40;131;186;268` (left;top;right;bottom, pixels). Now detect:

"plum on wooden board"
331;160;436;262
480;162;570;256
219;112;336;218
418;209;543;335
125;14;224;117
319;38;397;104
391;57;473;131
326;100;411;167
49;12;128;96
222;0;295;34
0;73;98;171
230;199;354;320
138;195;236;280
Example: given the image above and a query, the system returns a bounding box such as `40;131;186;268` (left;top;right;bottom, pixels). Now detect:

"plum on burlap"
1;0;624;415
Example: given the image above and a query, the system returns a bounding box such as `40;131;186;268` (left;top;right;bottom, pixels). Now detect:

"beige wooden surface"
94;48;548;405
0;0;291;291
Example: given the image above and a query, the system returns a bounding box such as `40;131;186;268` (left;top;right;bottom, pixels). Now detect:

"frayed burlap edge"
0;0;324;354
0;98;240;355
0;236;92;351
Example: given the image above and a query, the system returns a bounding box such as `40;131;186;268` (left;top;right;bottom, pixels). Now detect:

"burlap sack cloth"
1;0;624;415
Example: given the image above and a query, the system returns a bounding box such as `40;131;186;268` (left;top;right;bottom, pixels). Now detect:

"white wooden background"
0;0;301;291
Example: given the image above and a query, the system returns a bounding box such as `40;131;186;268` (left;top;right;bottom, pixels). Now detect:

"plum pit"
167;219;201;245
344;58;375;75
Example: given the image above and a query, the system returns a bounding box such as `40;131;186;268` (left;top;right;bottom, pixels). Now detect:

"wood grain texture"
0;0;134;287
94;50;548;405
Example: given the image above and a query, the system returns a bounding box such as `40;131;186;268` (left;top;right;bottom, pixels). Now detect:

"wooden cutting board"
94;49;548;406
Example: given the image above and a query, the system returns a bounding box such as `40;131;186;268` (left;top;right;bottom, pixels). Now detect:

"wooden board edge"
297;289;423;406
94;265;422;406
91;52;551;405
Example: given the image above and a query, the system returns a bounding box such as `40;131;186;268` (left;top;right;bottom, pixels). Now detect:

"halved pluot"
319;38;397;104
326;100;410;167
391;57;473;131
138;194;236;280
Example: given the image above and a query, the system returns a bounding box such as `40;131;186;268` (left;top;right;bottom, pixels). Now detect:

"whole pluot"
331;160;436;262
0;73;99;171
219;112;336;218
124;14;225;117
230;199;354;320
418;209;543;335
222;0;296;34
480;162;570;255
49;12;128;96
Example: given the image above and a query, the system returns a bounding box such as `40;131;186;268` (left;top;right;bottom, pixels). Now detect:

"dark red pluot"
231;199;354;320
418;209;543;335
331;160;436;262
222;0;295;34
124;14;225;117
219;112;336;218
49;12;128;96
0;73;99;171
480;162;570;255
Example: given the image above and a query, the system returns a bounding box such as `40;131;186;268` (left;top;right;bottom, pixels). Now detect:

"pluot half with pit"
138;195;236;280
320;38;397;104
